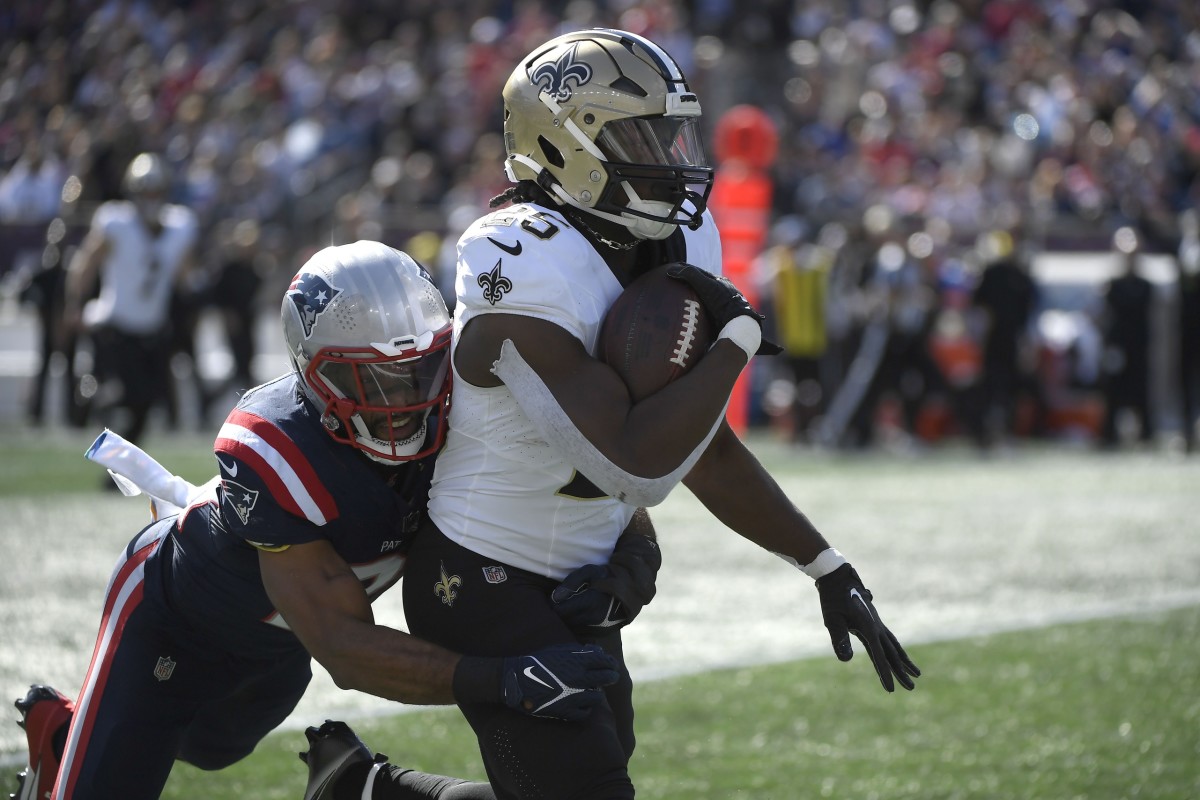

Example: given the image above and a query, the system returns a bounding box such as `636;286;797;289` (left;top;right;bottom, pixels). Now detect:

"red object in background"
713;105;779;170
709;105;778;433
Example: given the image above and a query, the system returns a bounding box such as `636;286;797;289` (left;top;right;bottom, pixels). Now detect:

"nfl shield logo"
153;656;176;682
482;566;507;584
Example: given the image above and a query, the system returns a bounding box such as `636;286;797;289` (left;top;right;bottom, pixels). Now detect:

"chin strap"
567;210;641;251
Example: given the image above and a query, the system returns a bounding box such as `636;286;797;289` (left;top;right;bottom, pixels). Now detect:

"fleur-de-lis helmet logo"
531;43;593;102
478;260;513;306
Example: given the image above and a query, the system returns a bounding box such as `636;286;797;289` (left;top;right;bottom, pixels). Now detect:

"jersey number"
520;212;560;240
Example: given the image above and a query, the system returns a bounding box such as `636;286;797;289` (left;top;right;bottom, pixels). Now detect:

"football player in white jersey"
63;152;198;445
328;28;920;800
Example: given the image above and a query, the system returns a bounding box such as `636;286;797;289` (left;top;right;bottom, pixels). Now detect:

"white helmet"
502;28;713;240
123;152;170;194
281;241;452;463
123;152;171;221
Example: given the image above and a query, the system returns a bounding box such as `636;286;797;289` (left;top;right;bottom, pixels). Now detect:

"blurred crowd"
0;0;1197;449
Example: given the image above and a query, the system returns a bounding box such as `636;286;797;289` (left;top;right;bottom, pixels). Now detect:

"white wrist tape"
774;547;847;581
492;339;723;507
717;316;761;360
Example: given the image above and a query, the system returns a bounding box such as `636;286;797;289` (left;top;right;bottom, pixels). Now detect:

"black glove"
551;534;662;632
664;263;782;355
453;642;619;722
815;563;921;692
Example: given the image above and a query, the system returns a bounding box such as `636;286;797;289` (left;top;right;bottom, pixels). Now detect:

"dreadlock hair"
489;179;656;253
488;181;556;209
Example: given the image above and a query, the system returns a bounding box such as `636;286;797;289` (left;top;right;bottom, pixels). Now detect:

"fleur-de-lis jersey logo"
531;43;593;102
434;561;462;607
478;260;513;306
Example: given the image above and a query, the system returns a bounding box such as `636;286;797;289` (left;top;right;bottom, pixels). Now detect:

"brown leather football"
598;265;715;401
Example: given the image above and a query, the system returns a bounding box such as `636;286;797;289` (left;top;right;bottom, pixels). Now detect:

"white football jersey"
428;203;722;579
82;200;198;335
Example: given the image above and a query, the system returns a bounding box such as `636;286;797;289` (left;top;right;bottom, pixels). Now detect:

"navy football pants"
53;520;312;799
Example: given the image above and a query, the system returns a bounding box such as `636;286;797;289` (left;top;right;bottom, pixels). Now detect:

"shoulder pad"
456;205;595;340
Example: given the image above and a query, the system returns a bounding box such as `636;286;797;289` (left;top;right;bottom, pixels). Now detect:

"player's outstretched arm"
259;541;617;718
683;423;920;692
814;562;920;692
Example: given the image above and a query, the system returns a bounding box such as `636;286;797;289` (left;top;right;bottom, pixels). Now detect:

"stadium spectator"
1098;227;1157;447
0;138;68;425
843;211;945;449
757;216;833;443
971;230;1041;447
1178;209;1200;452
195;218;269;420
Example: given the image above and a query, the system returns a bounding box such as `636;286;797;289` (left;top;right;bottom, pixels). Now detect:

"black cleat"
299;720;385;800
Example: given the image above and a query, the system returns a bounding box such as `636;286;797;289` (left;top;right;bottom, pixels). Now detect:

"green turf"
3;430;1197;798
0;429;218;496
17;605;1174;799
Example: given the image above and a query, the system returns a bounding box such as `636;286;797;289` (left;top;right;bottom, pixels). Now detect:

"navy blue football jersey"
166;374;434;655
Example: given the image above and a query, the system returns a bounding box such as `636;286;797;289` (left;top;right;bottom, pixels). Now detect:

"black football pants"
403;523;635;800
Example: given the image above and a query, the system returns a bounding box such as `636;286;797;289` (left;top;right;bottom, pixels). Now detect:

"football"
599;265;714;401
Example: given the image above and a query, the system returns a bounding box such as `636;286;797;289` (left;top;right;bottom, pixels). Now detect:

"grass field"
2;428;1198;798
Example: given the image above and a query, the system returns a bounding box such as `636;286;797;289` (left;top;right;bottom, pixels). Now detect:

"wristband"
774;547;847;581
716;316;761;360
451;656;503;705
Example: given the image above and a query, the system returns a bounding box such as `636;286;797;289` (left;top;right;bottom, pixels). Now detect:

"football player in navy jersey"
12;241;659;800
323;29;920;800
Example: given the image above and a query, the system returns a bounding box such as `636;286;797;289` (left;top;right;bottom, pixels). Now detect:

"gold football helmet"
502;28;713;240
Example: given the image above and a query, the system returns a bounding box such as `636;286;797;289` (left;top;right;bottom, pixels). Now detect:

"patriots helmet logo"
531;43;593;102
287;272;341;338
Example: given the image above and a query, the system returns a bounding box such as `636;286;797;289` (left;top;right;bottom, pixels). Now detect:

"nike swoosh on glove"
501;643;619;721
815;563;921;692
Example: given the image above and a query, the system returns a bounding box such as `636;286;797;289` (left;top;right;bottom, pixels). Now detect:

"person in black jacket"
1099;229;1156;447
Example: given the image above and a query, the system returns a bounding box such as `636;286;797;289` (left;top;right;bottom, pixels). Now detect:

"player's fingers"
587;665;620;687
825;617;854;662
871;628;919;692
856;629;896;692
886;629;922;681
